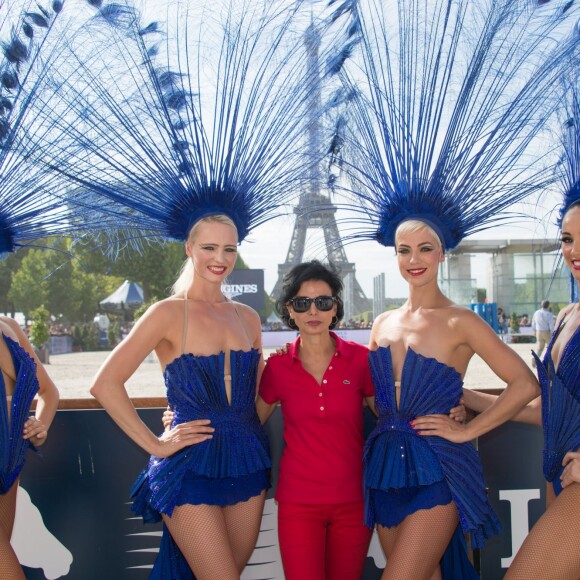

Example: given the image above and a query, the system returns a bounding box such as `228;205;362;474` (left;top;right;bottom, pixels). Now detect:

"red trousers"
278;500;372;580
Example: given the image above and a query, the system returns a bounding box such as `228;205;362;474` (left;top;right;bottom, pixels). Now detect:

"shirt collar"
290;331;346;362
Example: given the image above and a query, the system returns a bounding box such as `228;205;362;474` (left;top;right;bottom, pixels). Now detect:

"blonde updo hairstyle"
171;214;238;297
394;219;443;251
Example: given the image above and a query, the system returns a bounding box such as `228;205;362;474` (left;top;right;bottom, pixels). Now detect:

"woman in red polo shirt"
256;261;375;580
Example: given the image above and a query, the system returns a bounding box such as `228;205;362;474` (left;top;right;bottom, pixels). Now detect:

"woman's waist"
375;415;416;433
365;416;456;459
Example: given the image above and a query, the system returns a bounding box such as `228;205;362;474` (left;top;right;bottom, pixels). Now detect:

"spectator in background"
531;300;555;366
498;307;508;335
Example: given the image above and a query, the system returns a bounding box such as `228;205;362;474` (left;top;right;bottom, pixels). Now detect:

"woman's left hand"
411;414;471;443
561;450;580;488
23;416;48;447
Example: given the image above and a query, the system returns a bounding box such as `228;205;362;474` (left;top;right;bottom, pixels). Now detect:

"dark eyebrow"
398;241;434;248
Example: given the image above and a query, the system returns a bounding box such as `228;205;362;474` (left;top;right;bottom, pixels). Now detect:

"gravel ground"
42;340;537;401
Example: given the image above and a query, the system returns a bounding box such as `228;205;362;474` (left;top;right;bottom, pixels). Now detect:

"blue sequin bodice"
371;346;463;419
534;322;580;493
133;348;270;520
156;348;270;478
0;334;39;494
365;346;500;548
165;349;262;428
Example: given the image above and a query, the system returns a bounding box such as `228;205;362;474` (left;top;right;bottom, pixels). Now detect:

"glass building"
439;239;569;318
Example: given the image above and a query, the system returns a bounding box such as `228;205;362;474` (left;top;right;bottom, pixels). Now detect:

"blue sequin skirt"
174;469;270;507
367;480;452;528
364;423;501;549
131;466;270;522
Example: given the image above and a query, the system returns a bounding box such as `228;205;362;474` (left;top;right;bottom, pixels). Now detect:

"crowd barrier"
16;396;544;579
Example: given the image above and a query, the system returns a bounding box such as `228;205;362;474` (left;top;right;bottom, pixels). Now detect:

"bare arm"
462;388;542;426
414;312;540;442
365;396;377;415
90;302;212;457
3;317;59;446
256;395;277;425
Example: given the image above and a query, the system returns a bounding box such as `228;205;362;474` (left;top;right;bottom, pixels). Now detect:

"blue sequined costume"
534;321;580;497
131;348;271;578
0;334;39;494
364;347;501;578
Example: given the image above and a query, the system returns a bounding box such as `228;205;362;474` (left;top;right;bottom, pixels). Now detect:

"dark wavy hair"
276;260;344;330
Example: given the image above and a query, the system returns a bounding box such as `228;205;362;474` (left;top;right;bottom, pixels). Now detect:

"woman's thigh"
222;492;265;571
379;502;459;580
0;482;24;580
163;503;239;580
506;483;580;580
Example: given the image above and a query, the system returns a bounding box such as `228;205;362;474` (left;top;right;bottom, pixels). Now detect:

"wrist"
146;433;163;456
460;423;476;442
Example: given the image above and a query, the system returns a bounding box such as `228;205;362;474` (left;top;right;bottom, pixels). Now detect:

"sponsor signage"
17;409;543;579
221;269;265;311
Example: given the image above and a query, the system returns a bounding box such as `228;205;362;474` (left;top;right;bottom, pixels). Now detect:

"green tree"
75;239;186;301
510;311;520;334
7;237;123;323
0;248;28;315
8;247;50;318
29;305;50;348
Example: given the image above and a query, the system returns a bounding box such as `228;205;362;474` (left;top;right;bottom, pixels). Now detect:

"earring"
331;316;338;326
288;318;298;330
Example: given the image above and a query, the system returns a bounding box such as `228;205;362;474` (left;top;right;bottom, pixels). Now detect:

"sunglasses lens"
315;297;335;311
291;298;311;313
290;296;335;313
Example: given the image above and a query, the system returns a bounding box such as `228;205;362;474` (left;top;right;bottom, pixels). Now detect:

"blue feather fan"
0;0;125;257
557;73;580;226
329;0;580;249
31;0;326;246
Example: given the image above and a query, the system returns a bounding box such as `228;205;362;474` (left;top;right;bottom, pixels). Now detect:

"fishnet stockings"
163;491;265;579
377;501;459;580
0;481;25;580
506;482;580;580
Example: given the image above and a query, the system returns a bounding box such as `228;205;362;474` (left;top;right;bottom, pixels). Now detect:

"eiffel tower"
271;23;371;318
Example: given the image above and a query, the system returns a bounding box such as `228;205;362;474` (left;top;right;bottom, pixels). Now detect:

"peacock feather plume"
0;0;129;257
557;71;580;226
328;0;580;249
30;0;326;245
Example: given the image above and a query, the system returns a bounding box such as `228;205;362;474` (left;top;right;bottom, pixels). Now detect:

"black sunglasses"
287;295;337;313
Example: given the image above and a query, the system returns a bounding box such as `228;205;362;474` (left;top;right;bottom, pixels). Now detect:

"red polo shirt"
259;333;374;504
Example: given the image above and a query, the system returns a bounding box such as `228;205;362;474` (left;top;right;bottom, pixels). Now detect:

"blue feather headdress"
0;0;71;257
557;74;580;227
554;71;580;302
328;0;580;250
31;0;323;245
0;0;123;258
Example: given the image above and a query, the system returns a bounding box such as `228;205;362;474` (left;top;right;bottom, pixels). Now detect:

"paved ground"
42;340;537;400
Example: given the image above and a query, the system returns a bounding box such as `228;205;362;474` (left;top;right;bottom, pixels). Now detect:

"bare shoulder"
0;316;20;339
557;303;576;324
138;297;182;324
0;316;28;344
440;304;496;345
446;303;485;327
373;309;396;328
369;309;398;347
231;301;261;335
